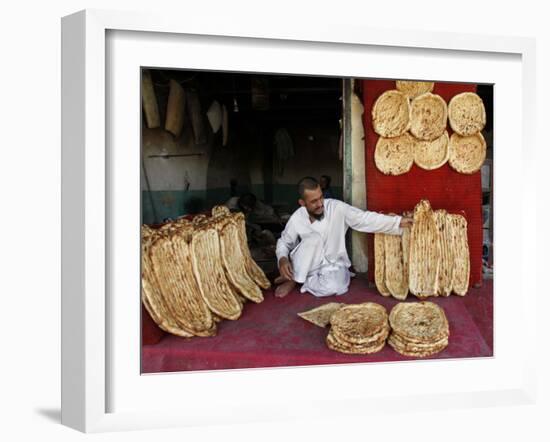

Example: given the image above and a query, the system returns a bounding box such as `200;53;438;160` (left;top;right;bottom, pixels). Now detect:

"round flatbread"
396;80;435;99
330;303;389;344
388;334;448;357
326;331;386;354
410;93;448;141
374;133;414;175
389;330;448;349
413;130;449;170
332;322;390;347
389;302;449;343
372;90;411;138
298;303;344;328
448;92;486;136
448;132;486;174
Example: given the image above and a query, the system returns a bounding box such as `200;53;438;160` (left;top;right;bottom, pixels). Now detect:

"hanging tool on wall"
186;89;207;145
251;77;270;110
141;69;161;129
206;100;222;134
274;128;294;176
222;104;229;147
165;79;186;138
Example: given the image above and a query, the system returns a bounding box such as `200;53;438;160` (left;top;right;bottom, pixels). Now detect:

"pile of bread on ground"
375;199;470;300
141;205;271;338
299;301;449;357
372;80;487;175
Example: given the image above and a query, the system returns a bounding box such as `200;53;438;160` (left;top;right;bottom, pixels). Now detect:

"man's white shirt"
275;198;402;297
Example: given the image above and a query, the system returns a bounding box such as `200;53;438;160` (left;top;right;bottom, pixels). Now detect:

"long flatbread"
191;225;243;320
232;212;271;289
374;233;390;296
434;210;454;296
141;235;195;337
384;234;408;300
408;200;440;297
401;225;411;290
217;217;264;303
449;214;470;295
150;232;216;336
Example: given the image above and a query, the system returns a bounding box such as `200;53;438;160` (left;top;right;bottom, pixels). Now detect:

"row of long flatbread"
375;199;470;300
141;206;271;338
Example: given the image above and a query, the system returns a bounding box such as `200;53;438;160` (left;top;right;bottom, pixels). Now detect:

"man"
274;177;413;298
225;193;280;225
319;175;334;199
225;193;281;248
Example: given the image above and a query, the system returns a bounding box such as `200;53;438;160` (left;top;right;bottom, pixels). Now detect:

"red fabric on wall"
362;80;483;287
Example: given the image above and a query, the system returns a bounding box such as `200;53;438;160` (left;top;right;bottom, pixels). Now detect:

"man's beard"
308;210;324;221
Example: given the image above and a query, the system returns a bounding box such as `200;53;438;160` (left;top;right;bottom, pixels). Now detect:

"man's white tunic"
275;199;402;297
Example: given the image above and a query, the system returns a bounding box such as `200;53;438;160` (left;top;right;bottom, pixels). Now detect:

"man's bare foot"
274;275;290;285
274;280;296;298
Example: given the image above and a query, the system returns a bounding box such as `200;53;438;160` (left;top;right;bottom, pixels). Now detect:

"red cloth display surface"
142;279;492;373
362;80;483;287
142;303;166;345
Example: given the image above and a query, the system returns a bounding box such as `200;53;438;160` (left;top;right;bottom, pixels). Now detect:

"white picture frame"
61;9;537;433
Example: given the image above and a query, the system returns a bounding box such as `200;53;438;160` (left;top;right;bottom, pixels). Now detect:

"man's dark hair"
321;175;331;187
297;176;320;198
238;193;257;212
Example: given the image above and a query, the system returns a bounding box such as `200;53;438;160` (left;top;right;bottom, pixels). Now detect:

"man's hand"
278;257;294;281
399;216;414;228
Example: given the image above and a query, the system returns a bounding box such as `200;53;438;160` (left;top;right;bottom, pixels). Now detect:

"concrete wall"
270;122;343;211
141;116;342;224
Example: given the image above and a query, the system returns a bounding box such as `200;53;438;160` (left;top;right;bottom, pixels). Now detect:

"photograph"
139;70;494;373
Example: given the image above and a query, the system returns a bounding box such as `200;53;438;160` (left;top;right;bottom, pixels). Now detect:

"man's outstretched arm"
343;203;412;234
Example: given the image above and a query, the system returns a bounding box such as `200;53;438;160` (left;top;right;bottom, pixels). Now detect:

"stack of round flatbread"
388;301;449;357
141;205;270;339
326;303;390;354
